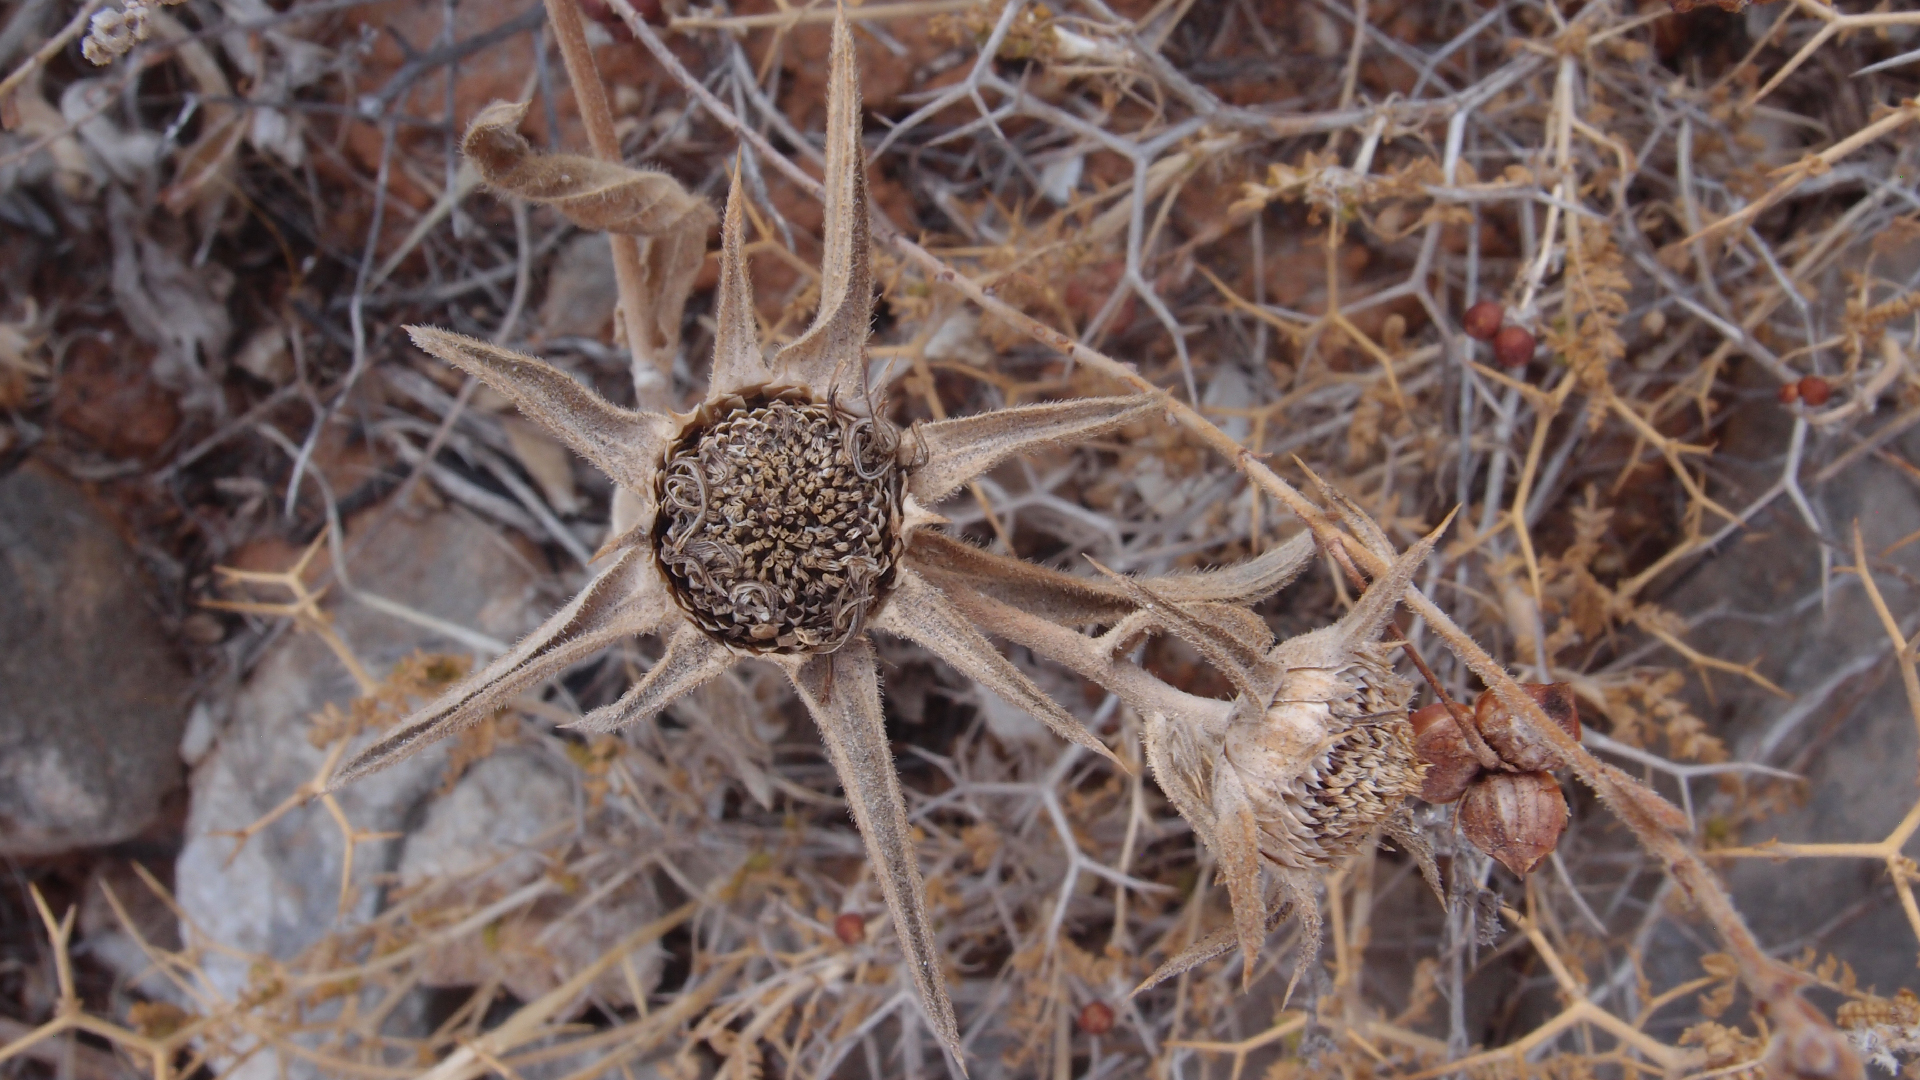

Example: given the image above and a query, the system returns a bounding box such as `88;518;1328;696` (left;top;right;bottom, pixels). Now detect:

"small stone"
0;464;191;855
834;912;866;945
1493;326;1536;368
1462;300;1504;341
1457;770;1568;876
1077;1001;1116;1035
1798;375;1832;407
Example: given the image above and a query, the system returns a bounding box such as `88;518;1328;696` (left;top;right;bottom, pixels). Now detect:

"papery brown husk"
1457;770;1569;876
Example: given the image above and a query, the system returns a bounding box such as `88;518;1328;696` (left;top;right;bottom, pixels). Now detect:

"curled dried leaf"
462;100;716;348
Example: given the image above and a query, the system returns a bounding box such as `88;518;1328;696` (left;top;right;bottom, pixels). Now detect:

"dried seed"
1457;770;1568;876
834;912;866;945
1778;382;1800;405
1411;702;1480;804
1077;1001;1116;1035
1474;683;1580;773
1797;375;1832;407
1493;326;1536;368
1462;300;1504;341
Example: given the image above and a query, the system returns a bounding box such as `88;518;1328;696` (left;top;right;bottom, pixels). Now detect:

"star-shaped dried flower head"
333;16;1159;1066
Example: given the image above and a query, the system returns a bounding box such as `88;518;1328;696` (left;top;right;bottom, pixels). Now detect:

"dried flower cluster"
80;0;186;65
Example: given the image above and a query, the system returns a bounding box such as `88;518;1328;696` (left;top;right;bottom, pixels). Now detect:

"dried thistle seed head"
1227;646;1423;869
654;389;902;654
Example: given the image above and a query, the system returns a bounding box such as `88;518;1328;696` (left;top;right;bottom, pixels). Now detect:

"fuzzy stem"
540;0;668;409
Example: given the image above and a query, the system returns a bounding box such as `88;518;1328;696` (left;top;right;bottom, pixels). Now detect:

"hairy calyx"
654;389;902;654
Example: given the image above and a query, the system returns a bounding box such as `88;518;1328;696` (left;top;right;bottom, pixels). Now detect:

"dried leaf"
406;326;674;495
708;167;771;395
910;527;1316;626
1211;763;1269;988
461;99;716;348
908;394;1159;503
572;621;734;733
771;15;872;394
783;640;964;1064
873;568;1124;770
333;549;668;787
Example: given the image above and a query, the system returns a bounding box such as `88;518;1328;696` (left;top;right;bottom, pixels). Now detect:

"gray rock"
397;749;665;1007
1637;390;1920;1005
174;506;548;1078
0;462;191;856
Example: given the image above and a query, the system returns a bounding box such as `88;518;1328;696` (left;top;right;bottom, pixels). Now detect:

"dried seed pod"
1411;702;1480;804
1462;300;1504;341
1493;326;1536;368
1473;682;1580;773
833;912;865;945
1797;375;1832;407
1457;770;1568;876
1077;1001;1116;1035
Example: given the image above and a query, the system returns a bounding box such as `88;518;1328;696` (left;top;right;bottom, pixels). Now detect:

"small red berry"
833;913;865;945
1492;326;1536;368
1077;1001;1116;1035
1798;375;1832;407
1462;300;1504;341
1777;382;1800;405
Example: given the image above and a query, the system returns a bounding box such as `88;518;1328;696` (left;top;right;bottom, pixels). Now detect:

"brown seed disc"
655;389;902;654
